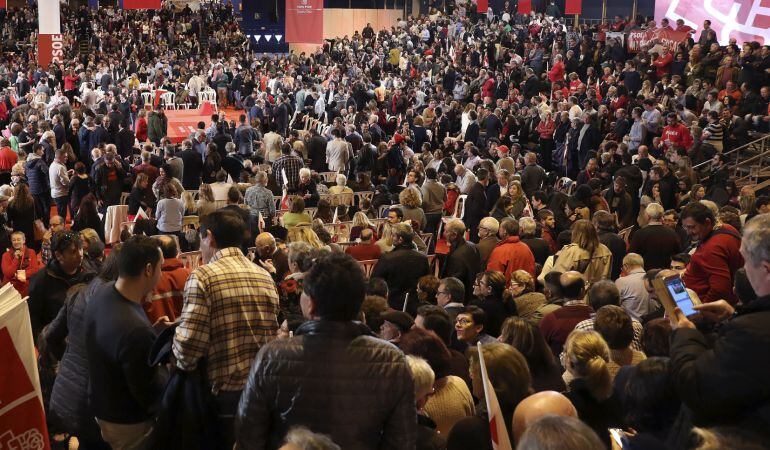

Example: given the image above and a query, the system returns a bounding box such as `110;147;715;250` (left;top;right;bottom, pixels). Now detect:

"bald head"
255;232;277;258
155;234;179;259
512;391;578;442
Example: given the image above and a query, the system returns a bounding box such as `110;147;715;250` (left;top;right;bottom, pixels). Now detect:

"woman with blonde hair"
182;190;197;215
350;211;376;241
195;183;217;219
286;224;326;250
552;219;612;284
506;181;526;219
562;330;623;445
398;187;426;231
506;269;546;320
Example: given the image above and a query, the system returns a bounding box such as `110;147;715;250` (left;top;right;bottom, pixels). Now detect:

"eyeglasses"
456;318;473;326
436;290;448;296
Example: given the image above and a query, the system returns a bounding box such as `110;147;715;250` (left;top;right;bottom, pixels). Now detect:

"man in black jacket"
441;219;481;302
463;167;489;243
85;235;167;449
372;222;430;309
236;253;417;449
180;140;203;190
669;214;770;436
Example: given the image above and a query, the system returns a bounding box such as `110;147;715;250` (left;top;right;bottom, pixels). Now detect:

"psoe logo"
51;34;65;64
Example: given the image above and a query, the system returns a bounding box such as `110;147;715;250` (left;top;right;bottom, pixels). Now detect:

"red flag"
565;0;582;14
286;0;324;44
518;0;531;14
477;0;488;13
123;0;161;9
0;0;6;9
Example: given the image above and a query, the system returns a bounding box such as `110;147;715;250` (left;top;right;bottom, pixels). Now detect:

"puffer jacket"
43;278;107;442
28;259;95;344
25;154;49;195
235;320;417;450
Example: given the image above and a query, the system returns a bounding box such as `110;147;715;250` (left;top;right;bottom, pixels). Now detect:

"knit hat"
497;145;510;154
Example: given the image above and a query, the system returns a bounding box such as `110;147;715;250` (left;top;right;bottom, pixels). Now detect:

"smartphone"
653;274;699;319
609;428;628;448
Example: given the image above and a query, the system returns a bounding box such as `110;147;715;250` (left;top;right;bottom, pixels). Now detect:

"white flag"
477;342;513;450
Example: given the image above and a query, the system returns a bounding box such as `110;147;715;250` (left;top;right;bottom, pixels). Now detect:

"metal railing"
693;133;770;187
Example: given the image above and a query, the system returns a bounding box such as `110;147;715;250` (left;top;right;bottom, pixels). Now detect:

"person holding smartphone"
668;214;770;436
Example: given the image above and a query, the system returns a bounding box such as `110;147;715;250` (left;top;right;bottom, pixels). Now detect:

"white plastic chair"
160;91;176;109
437;194;467;238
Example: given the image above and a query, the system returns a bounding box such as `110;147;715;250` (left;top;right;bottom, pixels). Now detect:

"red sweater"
143;258;190;323
539;304;594;356
1;247;41;297
682;225;744;304
345;243;382;262
662;123;693;151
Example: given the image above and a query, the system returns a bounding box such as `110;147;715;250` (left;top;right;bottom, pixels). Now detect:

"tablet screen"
665;276;696;317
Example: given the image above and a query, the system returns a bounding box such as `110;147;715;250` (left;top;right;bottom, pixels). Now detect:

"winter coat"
25;154;49;195
28;259;95;344
552;243;613;285
43;279;105;442
669;295;770;434
486;236;536;284
235;320;417;450
371;243;430;309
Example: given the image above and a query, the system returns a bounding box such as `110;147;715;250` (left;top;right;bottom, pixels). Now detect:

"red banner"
0;0;6;10
123;0;161;9
565;0;582;15
627;28;691;53
518;0;531;14
0;286;50;450
477;0;488;13
286;0;323;44
37;34;65;70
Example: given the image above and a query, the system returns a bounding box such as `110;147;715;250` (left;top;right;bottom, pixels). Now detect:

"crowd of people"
1;0;770;449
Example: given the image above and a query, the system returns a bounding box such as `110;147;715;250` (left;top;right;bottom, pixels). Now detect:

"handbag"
33;219;47;242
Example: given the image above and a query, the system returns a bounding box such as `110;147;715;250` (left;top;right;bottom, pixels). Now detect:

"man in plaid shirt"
271;143;303;192
173;210;279;447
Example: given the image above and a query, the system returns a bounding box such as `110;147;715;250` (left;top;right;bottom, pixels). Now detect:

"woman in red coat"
135;109;149;142
2;231;41;297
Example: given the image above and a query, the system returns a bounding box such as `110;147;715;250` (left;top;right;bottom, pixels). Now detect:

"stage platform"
165;102;217;143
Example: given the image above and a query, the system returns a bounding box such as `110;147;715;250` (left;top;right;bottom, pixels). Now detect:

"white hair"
299;168;311;178
336;174;347;186
406;355;435;400
742;214;770;266
645;202;664;221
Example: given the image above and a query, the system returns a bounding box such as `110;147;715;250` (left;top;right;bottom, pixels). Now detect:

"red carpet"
165;102;218;143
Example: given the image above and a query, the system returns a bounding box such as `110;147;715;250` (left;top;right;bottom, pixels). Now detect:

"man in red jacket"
681;203;744;304
486;218;536;284
143;235;190;323
661;113;693;152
